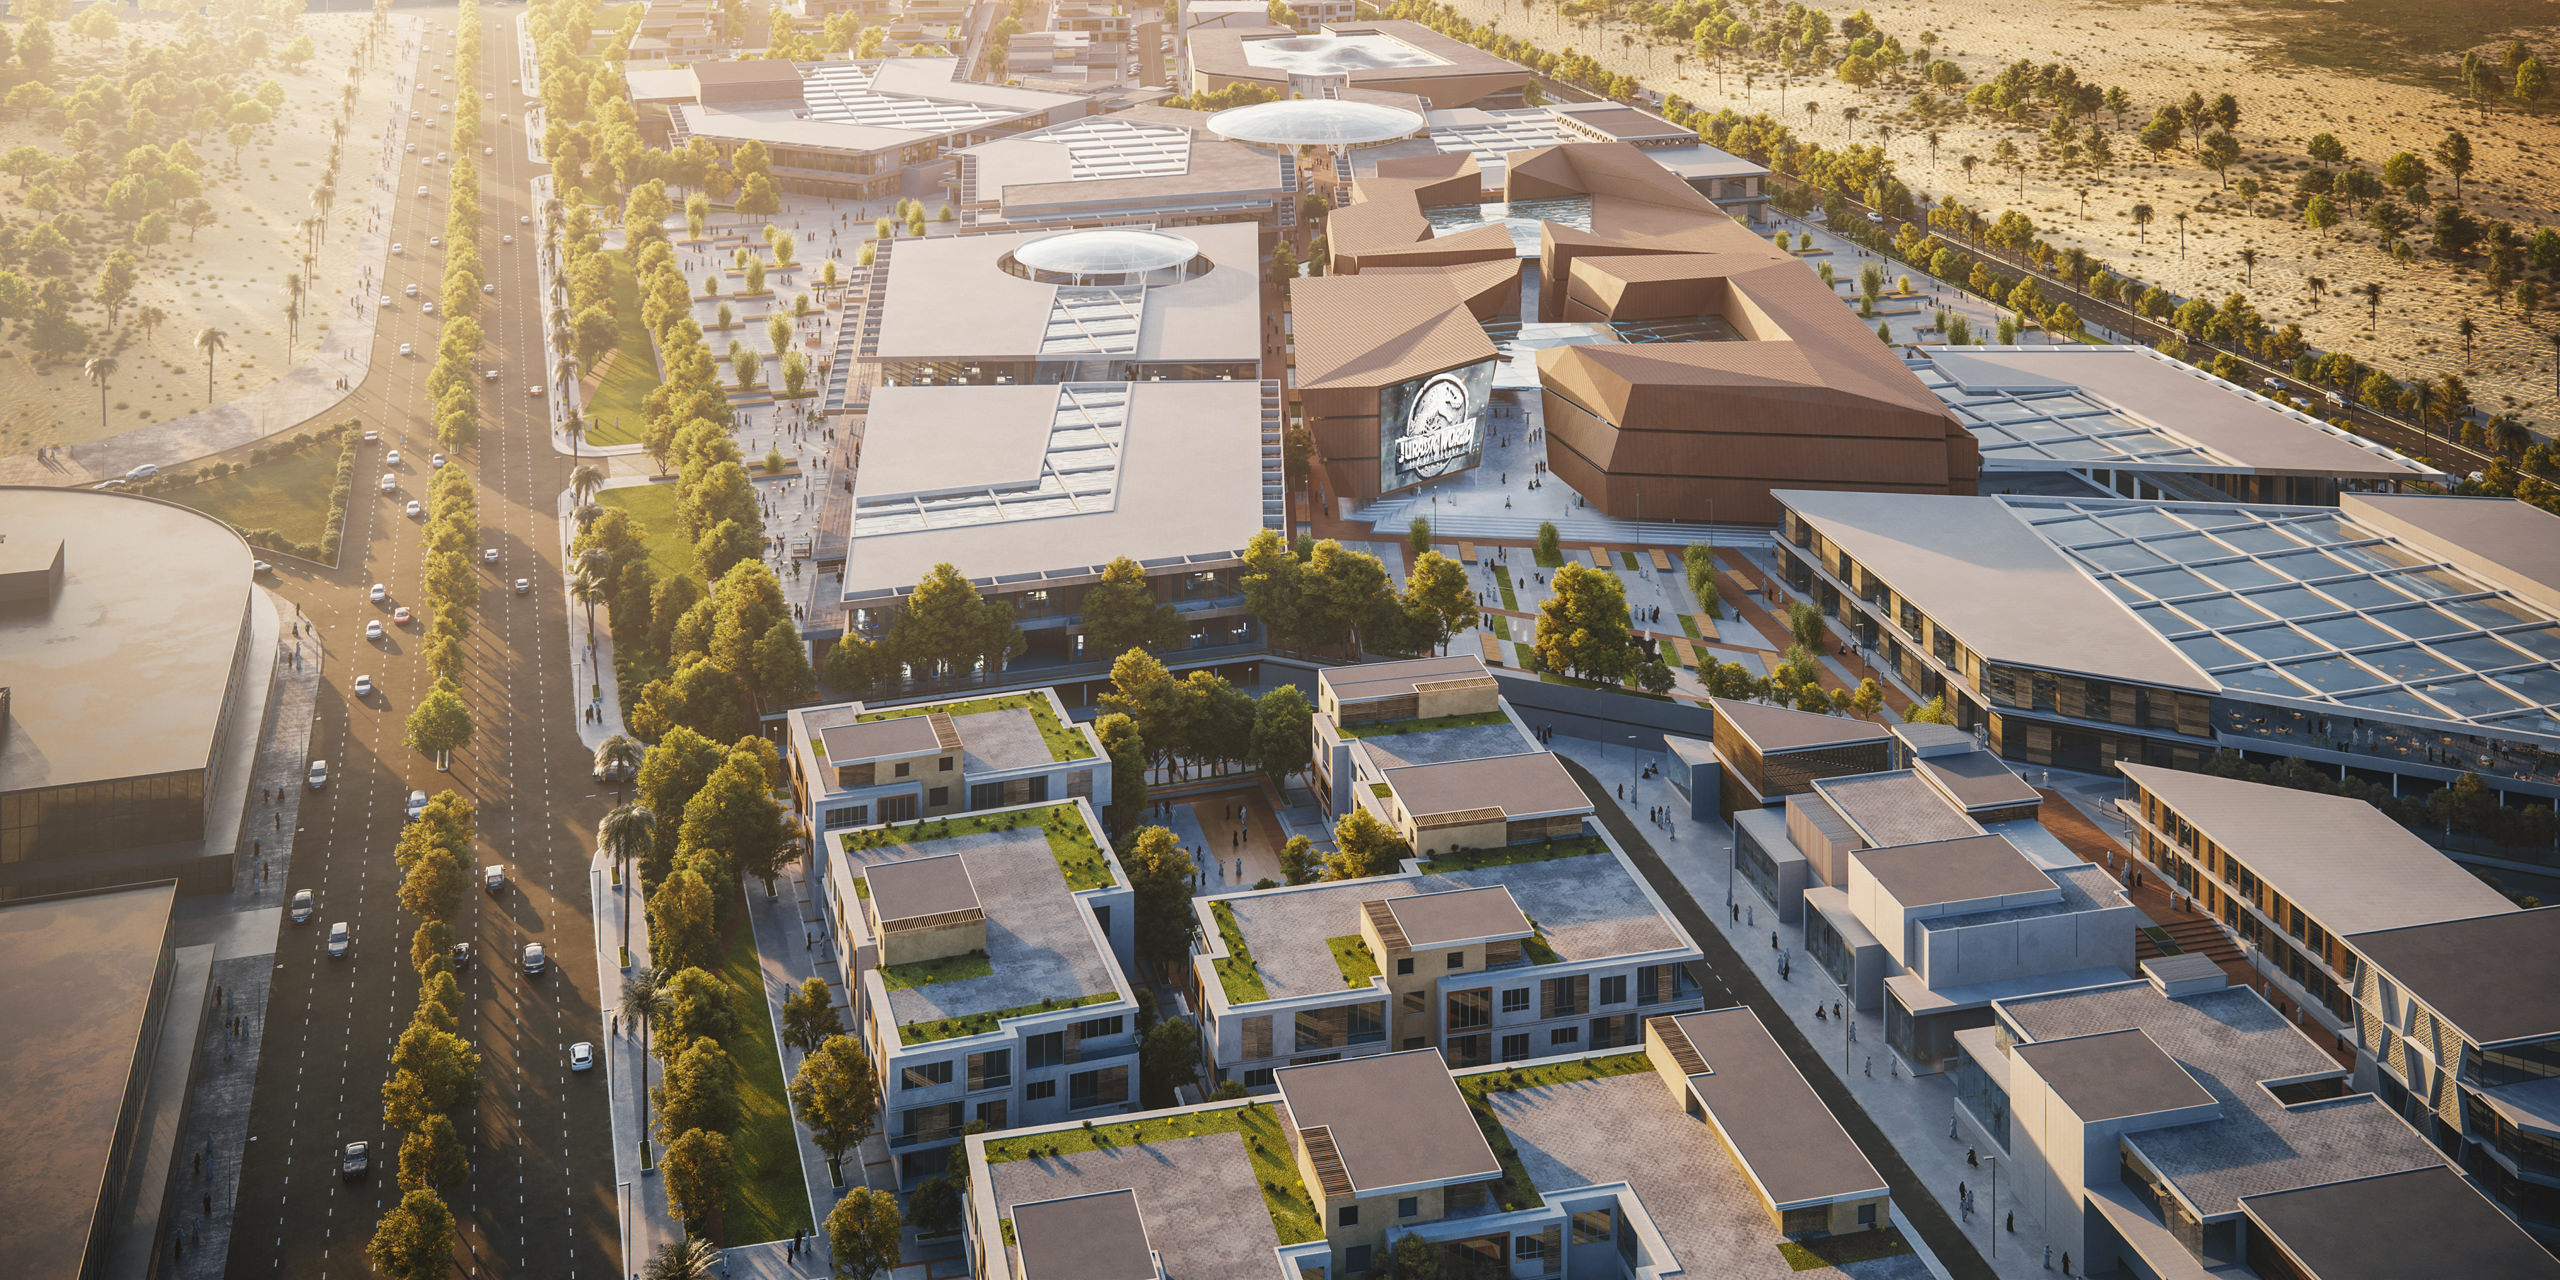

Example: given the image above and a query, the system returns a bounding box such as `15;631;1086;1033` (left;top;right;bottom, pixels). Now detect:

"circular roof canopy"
1206;99;1425;147
1011;228;1202;277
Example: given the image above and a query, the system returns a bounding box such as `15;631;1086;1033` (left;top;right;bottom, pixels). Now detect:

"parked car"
125;463;158;481
408;790;429;823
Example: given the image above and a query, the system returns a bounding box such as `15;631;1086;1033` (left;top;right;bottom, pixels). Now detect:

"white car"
387;449;402;465
483;547;499;563
502;234;514;245
431;452;447;469
514;578;531;594
421;302;434;314
417;185;429;197
483;282;495;294
408;790;430;822
405;499;423;518
381;471;398;490
381;295;393;308
398;343;412;357
570;1042;595;1071
365;620;385;641
391;242;404;255
291;890;314;923
410;109;421;120
484;864;504;891
528;386;543;398
405;283;419;297
434;154;446;165
405;141;416;152
328;922;351;958
363;430;378;442
483;146;493;157
485;367;499;381
485;91;495;101
499;113;507;123
308;760;329;788
370;582;388;602
429;235;442;247
353;674;373;697
253;560;272;575
126;463;158;481
519;214;531;225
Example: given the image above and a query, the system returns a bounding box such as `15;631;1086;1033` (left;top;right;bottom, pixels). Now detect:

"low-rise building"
1188;823;1703;1087
1950;959;2557;1280
1183;21;1532;108
1354;101;1774;223
2343;906;2560;1235
1309;656;1559;825
2117;764;2515;1030
786;688;1111;856
951;107;1300;234
963;1012;1915;1280
1707;696;1894;821
816;795;1141;1180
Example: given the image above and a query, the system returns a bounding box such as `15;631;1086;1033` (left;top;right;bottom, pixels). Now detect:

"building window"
939;756;954;772
1092;904;1109;937
1502;988;1530;1014
1540;975;1588;1019
1448;950;1465;969
969;782;1004;809
880;794;919;823
1067;1065;1128;1110
1026;1032;1065;1069
902;1061;952;1089
1572;1209;1612;1244
1403;1036;1426;1050
1550;1026;1579;1046
1599;975;1627;1005
975;1099;1007;1127
894;762;911;778
1858;1203;1877;1226
1447;989;1491;1030
1396;957;1415;976
1344;1245;1372;1274
1398;1197;1418;1218
1243;1068;1274;1088
967;1049;1011;1091
1076;1015;1124;1040
1516;1235;1546;1262
901;1102;963;1143
1025;1080;1056;1101
820;804;869;830
1338;1206;1360;1227
928;786;949;807
1501;1033;1529;1061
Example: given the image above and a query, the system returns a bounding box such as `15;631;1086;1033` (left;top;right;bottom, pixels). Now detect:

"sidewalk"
558;486;632;752
594;848;680;1280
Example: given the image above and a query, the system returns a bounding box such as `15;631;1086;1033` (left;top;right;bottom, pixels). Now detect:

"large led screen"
1378;359;1495;494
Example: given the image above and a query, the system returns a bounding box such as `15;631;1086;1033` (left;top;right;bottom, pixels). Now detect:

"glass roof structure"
1482;316;1742;389
801;63;1018;132
1237;31;1449;74
1039;286;1144;355
2006;496;2560;741
852;384;1128;536
1425;107;1580;167
1032;115;1194;180
1013;228;1201;277
1922;368;2223;470
1420;197;1592;256
1206;99;1424;147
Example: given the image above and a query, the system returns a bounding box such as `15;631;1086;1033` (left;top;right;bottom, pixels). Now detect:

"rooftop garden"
842;803;1116;892
983;1101;1321;1245
1338;709;1513;739
1779;1228;1914;1271
1326;935;1381;988
1418;834;1609;874
879;950;993;991
898;992;1116;1046
1458;1053;1655;1212
857;691;1095;763
1209;901;1268;1003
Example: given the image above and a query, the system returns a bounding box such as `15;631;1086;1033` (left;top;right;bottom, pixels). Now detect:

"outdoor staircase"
2138;916;2244;967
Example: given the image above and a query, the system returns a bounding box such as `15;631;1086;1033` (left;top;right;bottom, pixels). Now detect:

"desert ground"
1463;0;2560;432
0;10;404;453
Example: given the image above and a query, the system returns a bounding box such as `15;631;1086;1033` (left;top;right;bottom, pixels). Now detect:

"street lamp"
1625;734;1640;805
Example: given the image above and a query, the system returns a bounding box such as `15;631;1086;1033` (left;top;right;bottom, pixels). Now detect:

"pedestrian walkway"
593;848;682;1277
559;486;632;752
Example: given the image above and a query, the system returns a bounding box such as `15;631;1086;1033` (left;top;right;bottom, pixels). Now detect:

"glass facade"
0;769;208;865
1805;909;1854;989
1951;1046;2011;1149
1735;820;1784;910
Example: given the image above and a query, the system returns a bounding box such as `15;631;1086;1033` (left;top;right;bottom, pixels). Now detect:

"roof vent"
2142;953;2227;999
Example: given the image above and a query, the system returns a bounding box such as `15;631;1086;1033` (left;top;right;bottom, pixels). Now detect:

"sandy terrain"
1445;0;2560;431
0;12;404;453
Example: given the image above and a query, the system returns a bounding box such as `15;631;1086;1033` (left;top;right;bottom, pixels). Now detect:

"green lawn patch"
1679;613;1701;641
898;992;1115;1046
1533;545;1565;568
1417;835;1609;874
1514;642;1534;668
879;950;992;990
1780;1228;1913;1271
596;483;697;583
582;248;662;447
1619;551;1640;570
1327;935;1382;988
1488;614;1510;640
840;803;1115;891
982;1101;1321;1244
859;692;1094;762
1453;1053;1653;1212
1498;570;1518;612
1337;709;1513;739
720;898;813;1244
1210;901;1269;1003
166;434;349;552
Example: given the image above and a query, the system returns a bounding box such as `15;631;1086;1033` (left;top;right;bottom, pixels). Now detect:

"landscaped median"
1417;834;1611;874
982;1100;1322;1244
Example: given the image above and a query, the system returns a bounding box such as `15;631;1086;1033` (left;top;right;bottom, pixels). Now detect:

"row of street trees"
366;790;482;1280
403;462;480;766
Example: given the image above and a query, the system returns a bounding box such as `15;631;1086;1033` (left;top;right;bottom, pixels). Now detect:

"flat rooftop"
2121;764;2515;938
984;1109;1283;1280
1853;836;2060;910
1489;1066;1927;1280
0;882;177;1280
1382;885;1531;948
1814;772;1983;849
1190;21;1525;87
1215;847;1688;1004
1667;1008;1890;1208
870;222;1260;364
2344;906;2560;1046
2013;1028;2215;1121
819;715;946;763
0;491;252;794
1351;719;1538;769
839;814;1121;1034
1275;1049;1500;1194
2241;1164;2560;1280
1916;347;2439;481
1010;1188;1156;1280
1322;654;1493;704
866;853;980;925
1998;981;2444;1216
1382;751;1588;820
1915;751;2042;811
1712;698;1893;754
841;380;1277;602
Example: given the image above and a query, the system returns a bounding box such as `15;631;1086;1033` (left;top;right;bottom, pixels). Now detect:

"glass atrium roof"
1420;197;1592;256
2006;496;2560;740
1921;369;2221;470
1033;115;1193;180
1013;228;1201;277
800;64;1017;132
1207;99;1424;147
1426;107;1580;167
852;384;1128;536
1237;31;1449;74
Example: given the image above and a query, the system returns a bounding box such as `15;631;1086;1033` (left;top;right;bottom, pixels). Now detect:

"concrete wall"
1910;904;2136;991
1486;669;1716;752
877;917;987;967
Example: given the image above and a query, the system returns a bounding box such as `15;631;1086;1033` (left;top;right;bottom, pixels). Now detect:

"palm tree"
599;800;654;954
2238;246;2258;289
83;356;117;435
619;965;670;1166
2361;282;2384;331
137;306;166;348
574;500;604;533
2130;203;2154;244
2412;380;2435;435
1926;129;1942;171
642;1237;720;1280
571;564;607;644
2076;186;2089;221
2307;276;2326;312
571;463;606;507
554;353;581;404
563;410;587;459
1960;153;1979;184
2457;315;2478;360
194;327;228;406
2173;210;2189;258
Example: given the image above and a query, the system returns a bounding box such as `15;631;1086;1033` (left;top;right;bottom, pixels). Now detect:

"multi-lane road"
227;8;621;1278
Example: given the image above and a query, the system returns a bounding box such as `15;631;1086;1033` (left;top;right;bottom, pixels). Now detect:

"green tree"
1079;555;1176;656
659;1128;735;1237
890;563;1022;682
1095;712;1148;836
654;1036;742;1145
392;1023;480;1113
646;869;721;975
1140;1017;1201;1107
1120;825;1198;970
1536;521;1562;563
411;919;456;979
635;726;725;883
397;1115;468;1192
2381;150;2430;197
780;975;842;1055
1327;808;1410;880
657;966;748;1060
1249;684;1312;787
1534;562;1637;684
1408;515;1432;555
751;618;816;705
366;1190;456;1280
1683;543;1721;618
2304;194;2339;239
790;1034;881;1183
2198;129;2240;187
1401;551;1476;654
2434;129;2474;198
397;847;468;922
404;686;475;769
1279;834;1319;885
1787;601;1828;650
825;1187;904;1280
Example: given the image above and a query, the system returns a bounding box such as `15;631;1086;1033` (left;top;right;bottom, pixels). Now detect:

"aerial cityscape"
4;0;2560;1277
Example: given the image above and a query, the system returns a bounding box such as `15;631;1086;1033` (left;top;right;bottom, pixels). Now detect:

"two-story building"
1188;826;1704;1088
2344;906;2560;1237
1309;656;1573;830
819;796;1141;1180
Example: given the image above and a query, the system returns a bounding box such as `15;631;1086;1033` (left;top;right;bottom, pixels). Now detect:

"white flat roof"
871;222;1261;364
